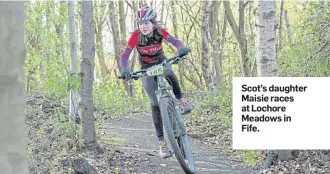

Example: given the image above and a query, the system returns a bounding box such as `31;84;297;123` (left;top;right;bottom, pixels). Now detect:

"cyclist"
119;6;193;158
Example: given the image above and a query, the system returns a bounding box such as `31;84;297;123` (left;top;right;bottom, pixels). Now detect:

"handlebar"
117;48;191;80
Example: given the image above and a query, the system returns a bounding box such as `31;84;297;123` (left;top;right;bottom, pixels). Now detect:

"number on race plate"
147;65;163;76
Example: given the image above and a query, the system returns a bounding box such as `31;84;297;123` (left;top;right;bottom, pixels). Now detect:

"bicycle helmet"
135;6;157;22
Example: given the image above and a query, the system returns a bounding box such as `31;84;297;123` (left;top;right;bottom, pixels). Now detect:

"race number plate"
146;64;164;76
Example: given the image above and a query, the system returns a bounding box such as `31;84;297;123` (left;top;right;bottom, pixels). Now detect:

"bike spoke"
161;96;195;173
167;100;190;160
177;137;187;159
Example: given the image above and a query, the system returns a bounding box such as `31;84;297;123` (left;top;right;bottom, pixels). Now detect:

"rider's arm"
161;29;185;50
120;30;139;70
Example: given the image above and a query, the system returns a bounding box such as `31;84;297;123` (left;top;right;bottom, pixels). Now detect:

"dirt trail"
99;113;259;174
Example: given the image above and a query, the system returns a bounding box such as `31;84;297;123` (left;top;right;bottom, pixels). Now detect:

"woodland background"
20;0;330;173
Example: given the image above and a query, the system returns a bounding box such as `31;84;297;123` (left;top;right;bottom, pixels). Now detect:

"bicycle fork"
155;76;181;115
155;76;186;134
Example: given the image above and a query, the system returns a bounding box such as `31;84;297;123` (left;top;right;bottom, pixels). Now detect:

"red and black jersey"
120;28;184;69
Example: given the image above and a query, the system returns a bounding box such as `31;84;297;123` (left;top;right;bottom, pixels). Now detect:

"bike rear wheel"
159;95;195;174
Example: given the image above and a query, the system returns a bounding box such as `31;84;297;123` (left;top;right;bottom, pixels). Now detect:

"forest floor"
25;93;330;174
97;112;257;174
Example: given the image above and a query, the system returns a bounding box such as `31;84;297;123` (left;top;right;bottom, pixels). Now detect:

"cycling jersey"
120;28;184;69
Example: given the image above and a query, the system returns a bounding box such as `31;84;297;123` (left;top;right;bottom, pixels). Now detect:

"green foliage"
245;150;261;166
68;73;80;91
72;146;77;152
246;150;255;166
24;0;148;117
22;1;330;172
95;122;99;130
100;136;126;146
199;85;232;114
93;78;148;116
25;1;70;100
278;2;330;77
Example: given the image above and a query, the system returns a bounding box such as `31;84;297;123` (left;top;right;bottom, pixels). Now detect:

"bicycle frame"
154;67;176;100
155;73;183;117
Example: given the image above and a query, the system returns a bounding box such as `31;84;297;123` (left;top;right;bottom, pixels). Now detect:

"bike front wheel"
159;95;195;174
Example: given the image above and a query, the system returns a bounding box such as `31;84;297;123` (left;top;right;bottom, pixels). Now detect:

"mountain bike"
118;47;195;174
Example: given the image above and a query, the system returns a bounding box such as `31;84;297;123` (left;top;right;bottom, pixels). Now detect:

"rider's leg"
142;75;171;158
163;64;193;114
151;105;164;141
142;75;163;140
162;64;183;99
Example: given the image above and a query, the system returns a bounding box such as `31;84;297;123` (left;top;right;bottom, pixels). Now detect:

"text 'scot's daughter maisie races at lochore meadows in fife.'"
119;6;193;158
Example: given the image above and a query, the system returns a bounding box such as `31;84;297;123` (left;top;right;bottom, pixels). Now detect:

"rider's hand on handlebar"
177;47;191;58
173;58;180;64
121;68;131;80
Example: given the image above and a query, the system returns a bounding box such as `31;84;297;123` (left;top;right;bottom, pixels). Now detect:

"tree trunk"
0;1;28;173
160;1;165;23
238;0;250;76
255;0;279;77
108;3;120;61
131;1;138;24
284;10;292;45
255;0;294;167
164;2;170;28
96;23;109;78
119;1;127;52
94;1;110;79
209;0;221;92
278;0;284;49
109;1;131;97
55;1;66;66
219;10;228;92
68;0;79;136
119;0;134;97
223;1;252;77
80;0;97;148
170;1;185;90
201;0;214;92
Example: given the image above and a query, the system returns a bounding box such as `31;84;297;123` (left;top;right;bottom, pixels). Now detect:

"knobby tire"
159;95;195;174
